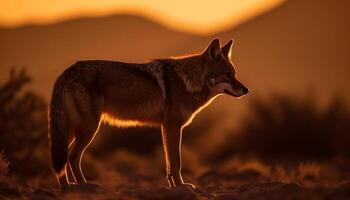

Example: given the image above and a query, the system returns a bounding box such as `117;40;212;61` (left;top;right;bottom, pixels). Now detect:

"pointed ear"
203;38;222;59
221;39;233;59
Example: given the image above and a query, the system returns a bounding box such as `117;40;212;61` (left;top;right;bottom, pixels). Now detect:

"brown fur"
48;39;249;189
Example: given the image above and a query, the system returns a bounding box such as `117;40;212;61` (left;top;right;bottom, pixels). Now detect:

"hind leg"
68;118;100;184
56;133;76;188
63;82;102;185
65;136;77;184
57;166;70;188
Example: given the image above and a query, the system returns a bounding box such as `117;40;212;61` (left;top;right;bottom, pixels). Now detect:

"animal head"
202;38;249;98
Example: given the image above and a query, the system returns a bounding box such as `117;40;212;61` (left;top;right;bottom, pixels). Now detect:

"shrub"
0;68;49;176
212;94;350;164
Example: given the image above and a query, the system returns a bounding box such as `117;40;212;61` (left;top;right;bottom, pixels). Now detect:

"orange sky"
0;0;284;34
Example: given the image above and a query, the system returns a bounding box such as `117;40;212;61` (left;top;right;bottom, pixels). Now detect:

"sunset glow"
0;0;284;34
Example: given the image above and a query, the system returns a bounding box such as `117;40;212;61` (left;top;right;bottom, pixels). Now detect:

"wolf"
48;38;249;189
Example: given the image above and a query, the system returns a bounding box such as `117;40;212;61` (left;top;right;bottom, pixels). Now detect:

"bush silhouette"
212;94;350;164
0;68;49;176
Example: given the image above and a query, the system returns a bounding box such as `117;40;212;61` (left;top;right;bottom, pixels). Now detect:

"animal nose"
242;86;249;95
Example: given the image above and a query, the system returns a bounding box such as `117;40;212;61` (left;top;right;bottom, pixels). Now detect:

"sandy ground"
2;165;350;200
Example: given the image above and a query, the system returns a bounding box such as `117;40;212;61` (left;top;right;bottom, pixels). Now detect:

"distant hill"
218;0;350;103
0;0;349;107
0;15;207;98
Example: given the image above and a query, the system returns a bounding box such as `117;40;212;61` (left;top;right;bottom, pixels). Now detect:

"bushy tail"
48;83;68;177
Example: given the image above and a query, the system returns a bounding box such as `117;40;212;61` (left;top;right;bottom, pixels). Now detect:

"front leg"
161;123;195;189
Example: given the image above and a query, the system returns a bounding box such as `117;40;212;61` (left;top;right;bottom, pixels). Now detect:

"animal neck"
158;55;204;93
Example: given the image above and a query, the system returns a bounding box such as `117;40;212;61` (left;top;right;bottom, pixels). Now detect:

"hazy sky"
0;0;284;34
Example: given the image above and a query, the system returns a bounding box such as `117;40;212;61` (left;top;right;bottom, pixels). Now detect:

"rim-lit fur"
48;38;249;189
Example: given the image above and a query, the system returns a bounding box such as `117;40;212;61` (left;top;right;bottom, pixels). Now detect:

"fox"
48;38;249;189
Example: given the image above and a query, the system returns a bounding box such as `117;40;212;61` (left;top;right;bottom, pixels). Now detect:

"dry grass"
2;150;350;200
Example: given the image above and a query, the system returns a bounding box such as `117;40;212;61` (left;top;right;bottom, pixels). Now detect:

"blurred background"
0;0;350;199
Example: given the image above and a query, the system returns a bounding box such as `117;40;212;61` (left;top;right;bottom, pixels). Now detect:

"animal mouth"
224;88;244;97
224;89;235;96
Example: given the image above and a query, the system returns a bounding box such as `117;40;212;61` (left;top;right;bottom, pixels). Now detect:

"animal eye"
210;78;215;84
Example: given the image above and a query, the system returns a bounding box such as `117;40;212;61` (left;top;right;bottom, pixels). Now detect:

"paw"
178;183;196;190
